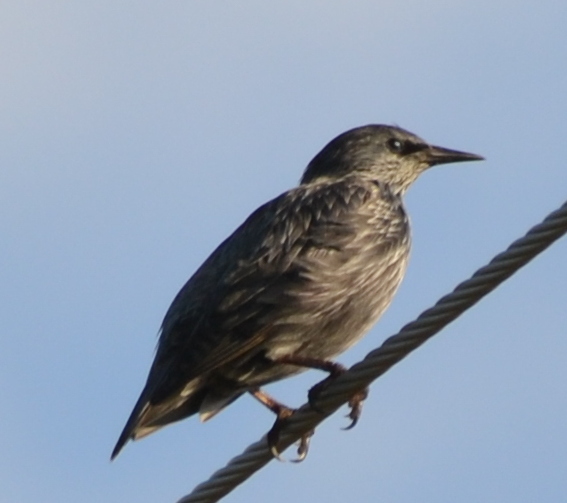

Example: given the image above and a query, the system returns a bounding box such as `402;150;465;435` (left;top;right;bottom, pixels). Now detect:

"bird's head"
301;125;483;195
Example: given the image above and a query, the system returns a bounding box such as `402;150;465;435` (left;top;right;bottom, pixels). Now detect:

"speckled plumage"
112;125;482;459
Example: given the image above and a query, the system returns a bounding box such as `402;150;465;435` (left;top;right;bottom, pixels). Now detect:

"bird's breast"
265;211;411;362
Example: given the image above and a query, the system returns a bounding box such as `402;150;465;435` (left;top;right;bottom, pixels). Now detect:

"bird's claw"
308;375;369;431
267;411;314;462
342;387;368;430
290;431;313;463
342;401;361;430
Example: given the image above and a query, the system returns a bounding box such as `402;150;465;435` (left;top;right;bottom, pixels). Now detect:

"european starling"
112;124;483;460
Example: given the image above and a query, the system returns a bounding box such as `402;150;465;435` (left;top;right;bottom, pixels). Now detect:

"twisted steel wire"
177;200;567;503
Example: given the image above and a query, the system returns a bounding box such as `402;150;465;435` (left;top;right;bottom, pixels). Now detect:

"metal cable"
177;200;567;503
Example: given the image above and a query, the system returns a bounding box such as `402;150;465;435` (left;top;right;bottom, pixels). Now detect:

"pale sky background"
1;2;566;502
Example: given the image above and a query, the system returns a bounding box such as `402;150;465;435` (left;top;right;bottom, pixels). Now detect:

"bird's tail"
111;391;152;460
111;386;210;460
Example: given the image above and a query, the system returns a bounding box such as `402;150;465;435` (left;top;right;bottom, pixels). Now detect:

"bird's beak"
425;145;484;166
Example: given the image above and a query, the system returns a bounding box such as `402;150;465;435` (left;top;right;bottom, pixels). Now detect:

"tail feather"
111;392;151;460
111;376;248;460
110;387;209;460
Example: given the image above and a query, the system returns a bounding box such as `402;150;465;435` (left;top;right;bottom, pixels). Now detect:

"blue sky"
1;2;566;502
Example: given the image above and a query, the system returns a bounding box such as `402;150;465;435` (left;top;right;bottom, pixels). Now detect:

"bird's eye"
387;138;404;153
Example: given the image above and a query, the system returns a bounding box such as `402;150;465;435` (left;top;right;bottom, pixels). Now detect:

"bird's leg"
250;388;313;462
272;354;370;429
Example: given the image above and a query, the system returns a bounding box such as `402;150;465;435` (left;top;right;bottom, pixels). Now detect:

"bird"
111;124;483;461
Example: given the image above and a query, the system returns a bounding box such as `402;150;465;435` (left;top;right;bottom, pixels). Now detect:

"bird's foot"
342;387;368;430
267;408;314;462
309;375;369;430
251;387;314;462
